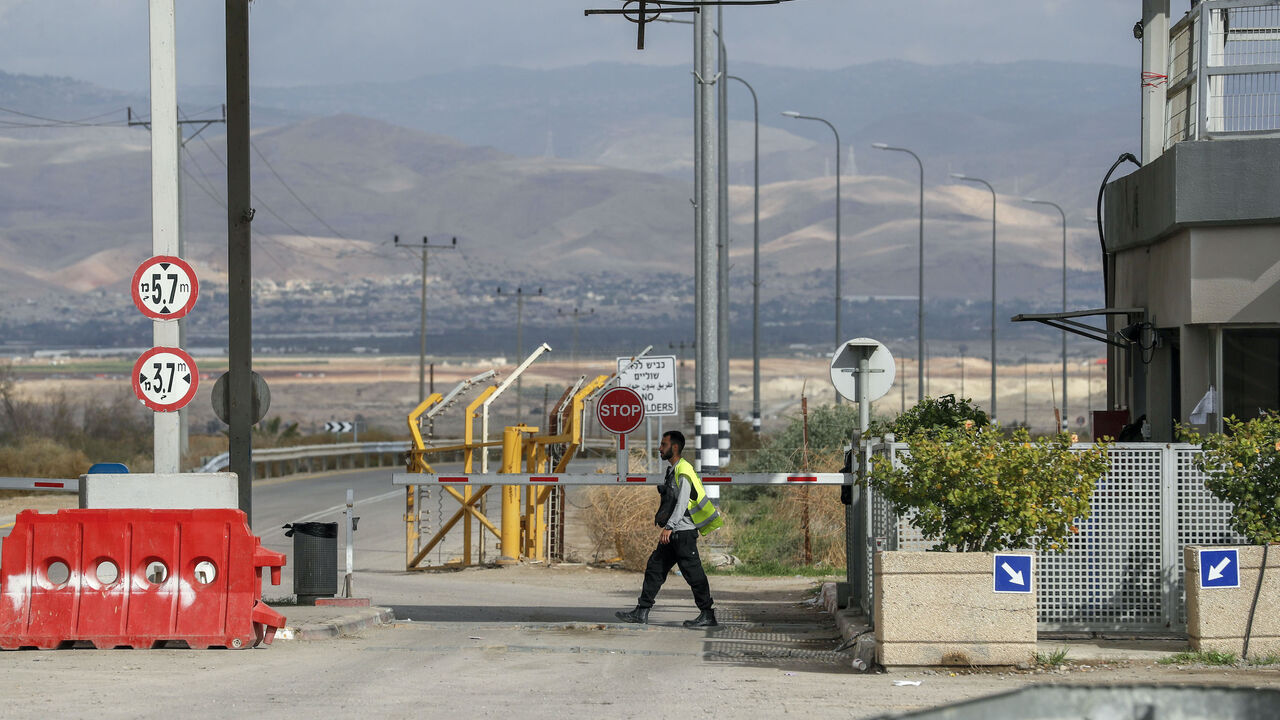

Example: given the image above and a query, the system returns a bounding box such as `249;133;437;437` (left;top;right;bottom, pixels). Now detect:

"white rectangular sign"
616;355;678;417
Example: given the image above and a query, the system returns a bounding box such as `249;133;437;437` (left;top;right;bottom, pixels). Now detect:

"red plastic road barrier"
0;508;286;650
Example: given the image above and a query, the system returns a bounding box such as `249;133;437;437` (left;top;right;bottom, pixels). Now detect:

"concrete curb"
279;606;396;641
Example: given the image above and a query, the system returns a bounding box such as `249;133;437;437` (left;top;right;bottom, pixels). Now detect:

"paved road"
6;471;1280;716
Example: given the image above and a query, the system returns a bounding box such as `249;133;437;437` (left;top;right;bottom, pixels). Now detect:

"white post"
344;488;355;598
149;0;181;474
617;434;627;476
646;417;653;473
1141;0;1170;161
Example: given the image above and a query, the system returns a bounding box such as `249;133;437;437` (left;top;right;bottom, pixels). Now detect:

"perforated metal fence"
866;443;1245;633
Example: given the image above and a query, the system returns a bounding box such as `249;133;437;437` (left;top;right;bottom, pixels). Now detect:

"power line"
250;139;348;240
178;156;287;272
0;105;126;128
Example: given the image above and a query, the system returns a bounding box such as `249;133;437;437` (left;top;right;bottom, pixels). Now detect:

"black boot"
615;606;650;624
682;609;718;628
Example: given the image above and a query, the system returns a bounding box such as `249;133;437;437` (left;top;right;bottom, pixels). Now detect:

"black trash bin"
283;522;337;605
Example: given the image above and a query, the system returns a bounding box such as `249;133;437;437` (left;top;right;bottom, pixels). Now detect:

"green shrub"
870;394;990;438
869;426;1111;552
1184;414;1280;544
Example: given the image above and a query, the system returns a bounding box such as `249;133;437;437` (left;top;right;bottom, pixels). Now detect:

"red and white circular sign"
132;347;199;412
131;255;199;320
596;386;645;435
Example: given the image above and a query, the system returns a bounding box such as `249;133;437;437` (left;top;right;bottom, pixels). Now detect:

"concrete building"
1100;0;1280;441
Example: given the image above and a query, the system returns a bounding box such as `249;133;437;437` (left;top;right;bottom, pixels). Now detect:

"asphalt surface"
5;470;1280;718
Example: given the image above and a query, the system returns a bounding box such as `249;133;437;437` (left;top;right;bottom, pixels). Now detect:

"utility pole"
497;286;542;420
560;306;594;366
226;0;253;520
396;235;456;404
149;0;181;474
696;6;720;473
128;104;226;462
716;6;730;468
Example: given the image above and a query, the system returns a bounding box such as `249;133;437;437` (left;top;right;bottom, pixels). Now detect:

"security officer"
615;430;723;627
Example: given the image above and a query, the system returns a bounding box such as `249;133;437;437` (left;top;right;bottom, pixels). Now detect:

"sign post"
596;386;646;476
830;338;897;612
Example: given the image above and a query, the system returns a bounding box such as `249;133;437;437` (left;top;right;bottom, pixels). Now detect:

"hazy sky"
0;1;1148;91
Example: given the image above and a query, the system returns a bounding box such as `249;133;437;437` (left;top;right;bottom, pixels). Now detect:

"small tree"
870;394;990;438
1185;414;1280;545
869;425;1111;552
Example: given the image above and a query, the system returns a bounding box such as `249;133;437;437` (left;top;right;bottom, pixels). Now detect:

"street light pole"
729;74;759;432
716;7;730;467
873;143;925;403
783;111;841;402
396;235;456;404
1026;198;1068;428
951;173;998;421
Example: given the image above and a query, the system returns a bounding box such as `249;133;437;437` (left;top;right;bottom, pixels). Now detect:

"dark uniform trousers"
637;529;714;611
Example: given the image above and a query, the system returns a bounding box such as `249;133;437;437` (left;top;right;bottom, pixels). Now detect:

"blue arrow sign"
994;553;1034;593
1199;548;1240;589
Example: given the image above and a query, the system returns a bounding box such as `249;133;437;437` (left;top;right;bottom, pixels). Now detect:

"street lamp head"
949;172;968;180
781;111;801;118
871;143;890;149
1023;197;1040;203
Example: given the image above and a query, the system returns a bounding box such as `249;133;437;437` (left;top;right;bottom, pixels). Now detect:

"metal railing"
197;441;412;476
1167;0;1280;146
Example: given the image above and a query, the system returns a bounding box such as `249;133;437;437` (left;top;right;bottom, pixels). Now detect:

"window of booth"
1222;328;1280;421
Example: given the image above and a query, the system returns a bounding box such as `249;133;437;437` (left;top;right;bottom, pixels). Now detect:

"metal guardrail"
197;441;412;475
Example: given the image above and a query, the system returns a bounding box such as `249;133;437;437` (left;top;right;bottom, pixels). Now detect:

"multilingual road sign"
132;346;199;412
1199;548;1240;589
131;255;199;320
993;553;1034;593
596;386;646;435
616;354;677;417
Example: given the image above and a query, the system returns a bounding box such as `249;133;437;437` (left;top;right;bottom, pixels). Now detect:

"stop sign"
596;386;645;435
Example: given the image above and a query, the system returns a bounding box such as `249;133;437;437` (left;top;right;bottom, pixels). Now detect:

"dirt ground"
9;352;1106;439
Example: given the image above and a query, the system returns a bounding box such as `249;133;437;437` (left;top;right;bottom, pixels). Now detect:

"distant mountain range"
0;59;1136;351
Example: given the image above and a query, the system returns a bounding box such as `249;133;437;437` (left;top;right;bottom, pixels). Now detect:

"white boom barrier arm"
393;472;854;486
481;343;552;474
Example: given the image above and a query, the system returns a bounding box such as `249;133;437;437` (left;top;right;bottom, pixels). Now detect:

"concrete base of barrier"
874;551;1037;668
1187;545;1280;657
79;473;239;510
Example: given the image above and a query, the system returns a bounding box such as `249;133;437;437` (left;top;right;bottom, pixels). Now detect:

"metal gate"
868;443;1246;633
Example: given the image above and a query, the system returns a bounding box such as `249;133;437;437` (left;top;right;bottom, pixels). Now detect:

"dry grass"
0;437;91;480
584;486;660;570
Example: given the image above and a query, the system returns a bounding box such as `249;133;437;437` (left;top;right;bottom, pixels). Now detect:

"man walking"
615;430;722;627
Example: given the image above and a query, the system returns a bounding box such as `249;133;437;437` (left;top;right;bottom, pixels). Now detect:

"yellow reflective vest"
674;457;723;536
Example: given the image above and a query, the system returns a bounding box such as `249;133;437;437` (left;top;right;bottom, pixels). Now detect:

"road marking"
291;489;403;523
0;521;14;530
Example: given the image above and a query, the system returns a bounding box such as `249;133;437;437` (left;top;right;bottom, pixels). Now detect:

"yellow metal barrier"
404;370;611;570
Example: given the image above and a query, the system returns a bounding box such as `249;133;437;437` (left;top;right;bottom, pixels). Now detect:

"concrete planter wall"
875;550;1036;667
1186;545;1280;656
